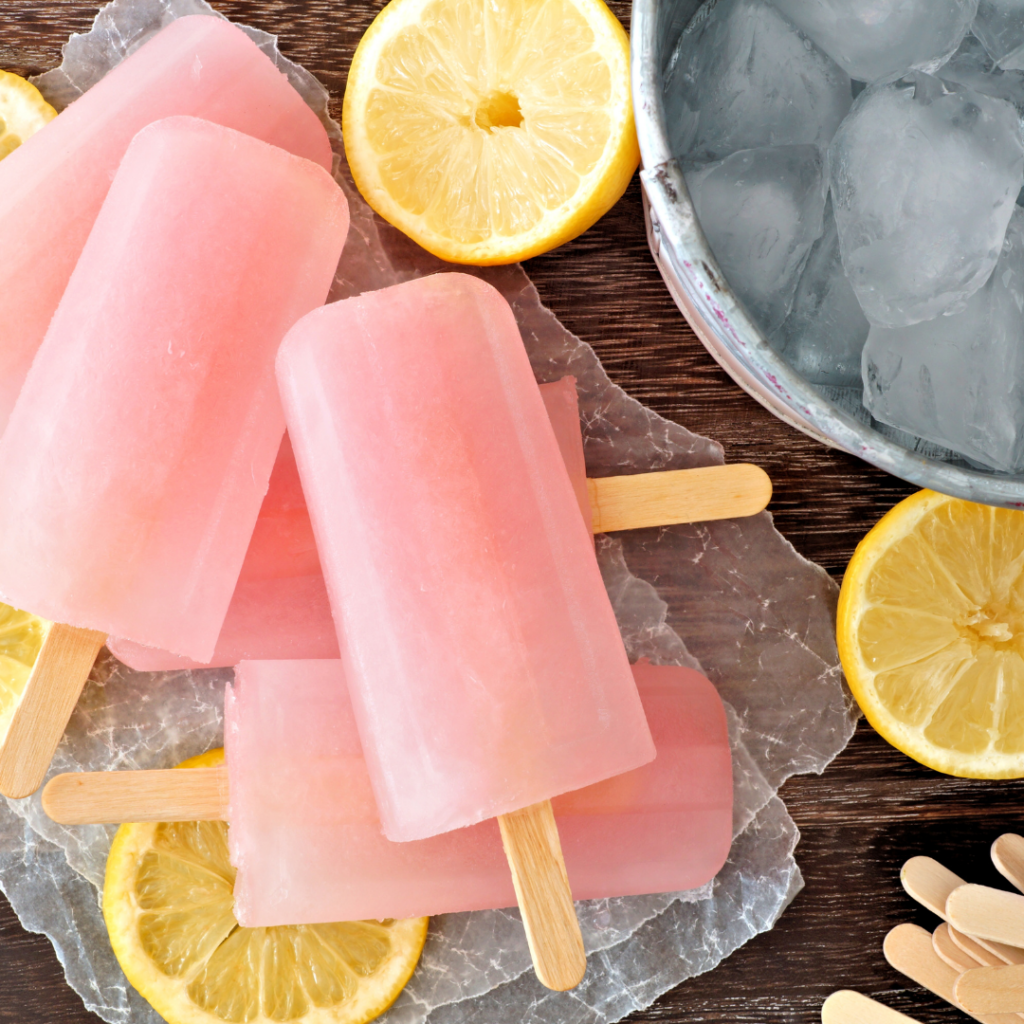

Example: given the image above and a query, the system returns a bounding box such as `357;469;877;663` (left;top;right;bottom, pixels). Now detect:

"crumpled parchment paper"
0;3;859;1022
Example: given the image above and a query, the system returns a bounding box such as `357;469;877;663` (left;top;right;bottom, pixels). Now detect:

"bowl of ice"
633;0;1024;505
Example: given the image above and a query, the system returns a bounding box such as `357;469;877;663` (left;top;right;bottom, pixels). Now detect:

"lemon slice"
103;749;429;1024
0;603;49;737
0;70;56;159
838;489;1024;778
342;0;639;264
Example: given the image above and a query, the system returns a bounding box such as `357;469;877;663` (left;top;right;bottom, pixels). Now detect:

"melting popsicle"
0;14;333;432
43;658;733;926
276;272;656;988
0;117;349;798
106;380;772;672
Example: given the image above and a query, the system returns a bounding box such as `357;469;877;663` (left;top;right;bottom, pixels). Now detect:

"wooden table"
0;4;1019;1022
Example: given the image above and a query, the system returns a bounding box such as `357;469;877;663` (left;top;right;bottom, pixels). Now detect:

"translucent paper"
0;3;857;1023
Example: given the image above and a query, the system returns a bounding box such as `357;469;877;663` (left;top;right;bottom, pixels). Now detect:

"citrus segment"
103;749;429;1024
0;70;56;159
343;0;638;263
838;489;1024;777
0;603;49;736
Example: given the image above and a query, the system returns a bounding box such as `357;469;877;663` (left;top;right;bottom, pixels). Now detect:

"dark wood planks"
0;3;988;1023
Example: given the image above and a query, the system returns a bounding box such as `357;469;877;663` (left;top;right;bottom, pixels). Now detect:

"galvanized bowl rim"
630;0;1024;508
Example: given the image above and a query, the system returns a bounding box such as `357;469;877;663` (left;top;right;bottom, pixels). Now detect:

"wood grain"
0;623;106;799
497;799;587;992
0;1;1002;1023
587;463;771;532
41;767;229;824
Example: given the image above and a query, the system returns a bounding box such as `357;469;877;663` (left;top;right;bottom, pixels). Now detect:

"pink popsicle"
0;116;349;661
276;273;655;843
227;657;733;926
107;378;585;671
0;15;332;433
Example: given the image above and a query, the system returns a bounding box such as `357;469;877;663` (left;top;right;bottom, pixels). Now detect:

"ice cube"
769;0;978;82
770;199;869;386
685;145;827;334
862;207;1024;472
664;0;851;166
974;1;1024;69
939;33;1024;117
829;72;1024;328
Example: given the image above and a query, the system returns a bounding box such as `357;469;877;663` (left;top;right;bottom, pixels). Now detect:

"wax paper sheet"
0;3;858;1022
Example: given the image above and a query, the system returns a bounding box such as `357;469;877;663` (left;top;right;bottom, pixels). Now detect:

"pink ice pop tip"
0;116;349;661
277;272;656;842
0;14;332;434
227;658;733;926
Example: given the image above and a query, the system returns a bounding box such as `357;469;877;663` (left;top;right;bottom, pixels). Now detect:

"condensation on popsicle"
226;658;733;926
277;273;656;843
107;378;586;671
0;15;333;433
0;116;348;660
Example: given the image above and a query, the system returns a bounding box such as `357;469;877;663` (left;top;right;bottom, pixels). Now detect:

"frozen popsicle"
277;272;655;988
107;380;772;672
43;658;733;926
0;116;349;799
0;14;333;434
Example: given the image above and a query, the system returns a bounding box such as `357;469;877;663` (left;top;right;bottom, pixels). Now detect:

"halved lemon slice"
103;748;429;1024
0;603;49;737
342;0;639;264
0;70;56;159
838;490;1024;778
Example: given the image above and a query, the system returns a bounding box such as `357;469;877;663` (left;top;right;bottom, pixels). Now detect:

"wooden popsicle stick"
586;462;771;533
950;926;1024;969
883;923;1020;1024
821;990;923;1024
957;967;1024;1015
902;857;1024;964
948;885;1024;951
993;836;1024;895
936;922;984;972
497;799;586;992
0;624;107;799
50;771;588;991
42;767;228;824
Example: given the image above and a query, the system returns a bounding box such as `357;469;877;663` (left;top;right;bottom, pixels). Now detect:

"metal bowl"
631;0;1024;507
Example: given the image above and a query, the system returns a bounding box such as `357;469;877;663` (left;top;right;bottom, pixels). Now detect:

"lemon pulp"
0;70;56;158
103;749;429;1024
0;603;49;736
838;490;1024;777
343;0;638;264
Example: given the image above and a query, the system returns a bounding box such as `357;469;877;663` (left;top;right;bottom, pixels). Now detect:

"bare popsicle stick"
498;800;587;991
902;857;1024;964
43;766;227;824
935;923;983;972
950;927;1024;968
586;463;771;533
821;990;923;1024
883;923;1020;1024
0;624;107;799
948;886;1024;951
993;836;1024;895
957;967;1024;1015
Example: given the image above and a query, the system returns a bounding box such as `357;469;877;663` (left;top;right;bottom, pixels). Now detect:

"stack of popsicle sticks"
0;457;770;803
825;842;1024;1023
